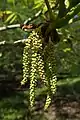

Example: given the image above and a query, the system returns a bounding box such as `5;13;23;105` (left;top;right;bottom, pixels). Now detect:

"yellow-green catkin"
43;40;57;110
29;31;39;107
21;38;31;85
21;30;45;108
48;42;57;94
44;94;51;110
30;52;37;107
37;53;46;82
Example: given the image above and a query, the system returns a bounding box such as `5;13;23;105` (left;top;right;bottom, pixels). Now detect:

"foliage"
0;0;80;27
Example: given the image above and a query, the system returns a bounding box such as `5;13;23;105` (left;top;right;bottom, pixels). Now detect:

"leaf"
7;0;14;4
4;10;12;14
56;3;80;28
63;48;71;52
0;11;3;17
5;13;15;23
69;0;80;8
33;3;43;9
33;0;43;9
10;15;17;24
65;0;70;8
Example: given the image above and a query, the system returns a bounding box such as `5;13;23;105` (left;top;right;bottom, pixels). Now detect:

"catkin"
21;38;31;85
43;40;57;110
21;29;57;110
44;94;51;110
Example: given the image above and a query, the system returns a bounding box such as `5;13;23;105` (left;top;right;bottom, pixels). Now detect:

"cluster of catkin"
21;30;57;110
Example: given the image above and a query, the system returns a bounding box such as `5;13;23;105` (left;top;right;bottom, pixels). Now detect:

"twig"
0;10;42;32
0;39;27;45
24;10;42;24
0;24;20;31
44;0;54;21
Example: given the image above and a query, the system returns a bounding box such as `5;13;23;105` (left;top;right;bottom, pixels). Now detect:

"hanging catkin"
21;37;31;85
21;29;57;110
30;31;40;107
43;40;57;110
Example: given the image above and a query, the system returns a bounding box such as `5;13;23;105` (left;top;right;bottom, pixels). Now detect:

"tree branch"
58;0;67;18
0;10;42;32
44;0;55;21
0;24;20;31
24;10;42;24
0;39;27;46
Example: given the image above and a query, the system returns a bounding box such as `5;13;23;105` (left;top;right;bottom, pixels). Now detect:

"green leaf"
63;48;71;52
5;12;15;23
33;2;43;9
65;0;70;8
7;0;14;4
4;10;12;14
56;3;80;28
10;15;17;24
33;0;43;9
